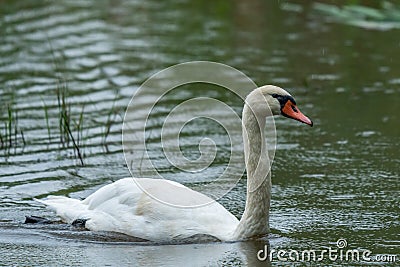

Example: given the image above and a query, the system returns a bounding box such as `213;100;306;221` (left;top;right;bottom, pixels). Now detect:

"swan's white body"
37;178;239;241
37;85;312;242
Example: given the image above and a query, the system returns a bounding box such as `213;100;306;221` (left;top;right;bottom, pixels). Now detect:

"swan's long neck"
233;102;272;239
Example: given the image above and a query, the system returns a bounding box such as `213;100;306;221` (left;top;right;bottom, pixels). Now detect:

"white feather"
38;178;238;242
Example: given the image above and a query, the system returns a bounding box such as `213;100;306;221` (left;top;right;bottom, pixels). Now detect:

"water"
0;0;399;266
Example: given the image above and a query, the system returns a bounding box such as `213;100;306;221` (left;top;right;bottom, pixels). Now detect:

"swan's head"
246;85;313;126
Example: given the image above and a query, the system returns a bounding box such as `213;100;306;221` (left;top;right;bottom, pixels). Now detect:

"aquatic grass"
1;38;124;164
0;127;3;147
56;81;68;147
41;97;51;143
102;93;120;153
71;104;86;160
7;105;12;147
313;1;400;30
103;111;113;153
13;108;18;146
61;109;84;166
20;129;25;146
0;87;86;165
75;105;85;151
47;35;86;165
56;80;84;166
40;86;86;166
13;108;25;146
0;122;5;149
0;103;25;150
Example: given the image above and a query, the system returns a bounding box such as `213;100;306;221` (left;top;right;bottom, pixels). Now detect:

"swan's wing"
37;178;239;242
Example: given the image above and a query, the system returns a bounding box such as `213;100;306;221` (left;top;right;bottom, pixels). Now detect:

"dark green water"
0;0;399;266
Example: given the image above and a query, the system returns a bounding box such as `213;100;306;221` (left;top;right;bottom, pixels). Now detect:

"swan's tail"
34;196;89;224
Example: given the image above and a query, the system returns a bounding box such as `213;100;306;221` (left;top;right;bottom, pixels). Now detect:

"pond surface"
0;0;399;266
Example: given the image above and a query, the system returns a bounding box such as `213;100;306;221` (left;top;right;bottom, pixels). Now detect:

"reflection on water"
0;222;275;266
0;0;399;266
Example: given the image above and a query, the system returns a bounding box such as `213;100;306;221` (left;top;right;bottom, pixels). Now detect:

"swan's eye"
291;105;298;113
271;94;279;98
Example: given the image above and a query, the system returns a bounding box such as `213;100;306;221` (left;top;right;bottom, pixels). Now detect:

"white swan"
36;85;312;242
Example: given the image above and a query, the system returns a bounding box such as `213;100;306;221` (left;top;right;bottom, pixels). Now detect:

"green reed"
56;80;84;165
0;103;25;149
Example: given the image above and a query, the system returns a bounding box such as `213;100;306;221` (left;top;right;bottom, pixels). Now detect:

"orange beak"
282;100;313;126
